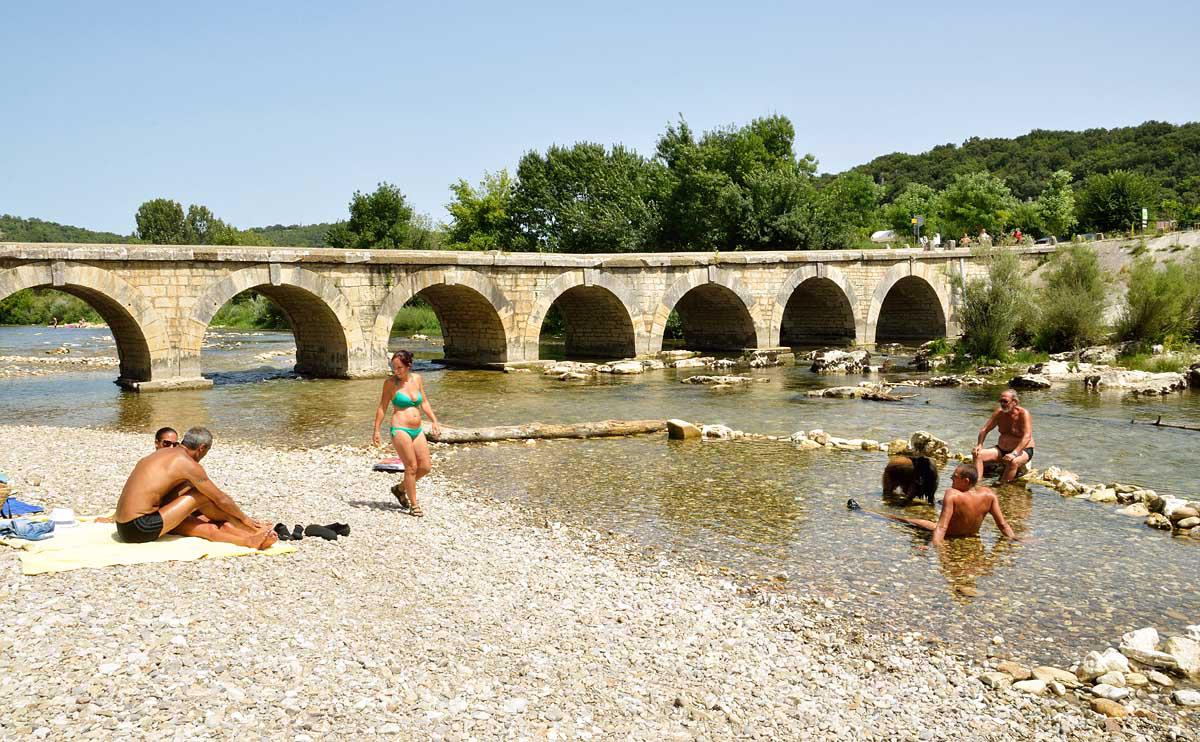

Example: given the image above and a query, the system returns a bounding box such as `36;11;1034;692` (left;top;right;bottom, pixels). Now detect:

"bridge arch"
521;271;639;360
772;265;860;347
649;268;766;353
866;262;951;345
184;266;368;377
0;263;171;385
372;269;512;366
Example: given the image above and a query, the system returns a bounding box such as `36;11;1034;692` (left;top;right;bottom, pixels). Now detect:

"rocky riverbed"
0;426;1194;739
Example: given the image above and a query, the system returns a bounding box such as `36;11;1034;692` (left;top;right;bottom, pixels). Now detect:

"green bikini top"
392;387;423;409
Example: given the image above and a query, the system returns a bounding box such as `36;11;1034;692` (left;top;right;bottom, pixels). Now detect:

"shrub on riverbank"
1115;256;1194;345
1034;245;1109;352
0;289;102;325
391;301;440;336
950;250;1032;363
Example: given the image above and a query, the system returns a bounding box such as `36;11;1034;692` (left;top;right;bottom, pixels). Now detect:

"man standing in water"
114;427;277;548
972;389;1035;483
848;464;1021;545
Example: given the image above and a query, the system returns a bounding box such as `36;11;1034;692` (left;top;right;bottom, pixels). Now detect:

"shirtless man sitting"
972;389;1035;483
848;464;1021;546
113;427;277;549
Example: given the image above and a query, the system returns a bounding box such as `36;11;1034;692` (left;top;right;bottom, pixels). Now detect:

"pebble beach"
0;425;1194;740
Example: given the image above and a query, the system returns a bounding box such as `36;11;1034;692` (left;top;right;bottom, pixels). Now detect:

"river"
2;325;1199;668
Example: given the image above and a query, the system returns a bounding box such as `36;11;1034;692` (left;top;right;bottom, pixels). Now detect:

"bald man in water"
114;427;277;549
849;464;1021;546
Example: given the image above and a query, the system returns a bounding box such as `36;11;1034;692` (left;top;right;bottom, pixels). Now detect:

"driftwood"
429;419;668;444
1131;415;1200;432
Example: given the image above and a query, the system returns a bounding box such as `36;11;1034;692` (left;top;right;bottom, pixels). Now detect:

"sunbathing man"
154;427;178;450
972;389;1035;483
114;427;277;548
848;464;1020;546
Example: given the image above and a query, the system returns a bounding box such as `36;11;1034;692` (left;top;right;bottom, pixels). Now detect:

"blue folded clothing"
0;518;55;541
1;498;45;518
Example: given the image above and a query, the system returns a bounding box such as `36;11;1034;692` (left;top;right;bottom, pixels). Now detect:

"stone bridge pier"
0;243;1052;390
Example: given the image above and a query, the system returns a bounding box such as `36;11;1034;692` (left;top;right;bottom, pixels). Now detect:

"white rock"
501;698;528;714
1119;627;1159;653
1012;679;1046;695
1171;689;1200;707
1120;645;1179;670
1146;670;1174;687
608;361;645;375
1095;671;1125;687
1162;636;1200;678
1090;684;1130;701
1185;625;1200;641
1077;648;1128;680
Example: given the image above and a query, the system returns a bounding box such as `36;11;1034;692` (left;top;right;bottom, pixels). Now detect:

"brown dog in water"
882;455;939;505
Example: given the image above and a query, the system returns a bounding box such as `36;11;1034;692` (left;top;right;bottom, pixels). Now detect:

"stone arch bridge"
0;243;1052;390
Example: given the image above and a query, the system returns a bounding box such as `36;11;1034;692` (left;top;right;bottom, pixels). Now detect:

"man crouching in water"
114;427;277;549
849;464;1021;546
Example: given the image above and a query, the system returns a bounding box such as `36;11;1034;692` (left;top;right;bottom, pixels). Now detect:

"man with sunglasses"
154;427;178;450
972;389;1035;483
114;427;277;549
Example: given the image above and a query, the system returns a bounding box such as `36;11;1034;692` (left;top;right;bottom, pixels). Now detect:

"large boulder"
810;349;871;374
1009;374;1052;389
909;431;950;459
666;419;702;440
1120;627;1160;654
1163;636;1200;679
1084;370;1188;396
607;360;645;375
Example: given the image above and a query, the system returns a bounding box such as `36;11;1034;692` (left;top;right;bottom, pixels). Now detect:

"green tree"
950;250;1030;361
1033;169;1077;237
135;199;189;244
1034;245;1109;351
883;183;940;236
939;171;1018;239
446;170;515;250
1116;256;1193;344
326;182;416;249
656;116;822;250
1076;170;1158;232
509;143;667;253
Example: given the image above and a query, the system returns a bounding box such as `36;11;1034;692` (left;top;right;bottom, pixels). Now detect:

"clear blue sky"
4;1;1198;234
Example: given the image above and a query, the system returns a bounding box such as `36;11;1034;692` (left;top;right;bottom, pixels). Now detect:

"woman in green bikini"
372;349;441;517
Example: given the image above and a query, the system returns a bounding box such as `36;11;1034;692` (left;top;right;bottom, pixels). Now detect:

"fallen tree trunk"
429;419;668;444
1131;415;1200;432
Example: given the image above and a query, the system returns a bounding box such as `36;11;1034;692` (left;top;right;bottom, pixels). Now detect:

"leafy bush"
950;250;1031;362
209;292;289;330
1034;245;1109;351
1115;256;1192;344
390;298;441;336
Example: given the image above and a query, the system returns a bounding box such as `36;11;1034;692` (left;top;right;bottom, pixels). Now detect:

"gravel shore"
0;425;1190;740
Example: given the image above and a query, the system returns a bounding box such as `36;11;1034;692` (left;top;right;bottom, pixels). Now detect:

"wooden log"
429;419;668;444
1131;415;1200;432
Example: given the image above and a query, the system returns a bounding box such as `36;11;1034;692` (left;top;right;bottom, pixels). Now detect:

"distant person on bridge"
373;349;441;517
972;389;1035;483
113;427;278;548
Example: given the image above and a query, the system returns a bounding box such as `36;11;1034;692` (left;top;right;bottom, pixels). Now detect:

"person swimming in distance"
372;349;441;517
848;464;1022;546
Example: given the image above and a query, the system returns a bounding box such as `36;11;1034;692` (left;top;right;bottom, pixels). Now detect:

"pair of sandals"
273;523;351;541
390;484;424;517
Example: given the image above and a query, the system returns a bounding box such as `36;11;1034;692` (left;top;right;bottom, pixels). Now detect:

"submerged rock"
1144;513;1172;530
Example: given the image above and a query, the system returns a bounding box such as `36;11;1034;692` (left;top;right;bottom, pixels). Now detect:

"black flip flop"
291;524;304;541
325;523;350;538
304;524;339;541
273;523;292;541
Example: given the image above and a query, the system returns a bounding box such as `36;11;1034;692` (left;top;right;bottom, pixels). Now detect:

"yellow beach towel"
0;521;296;575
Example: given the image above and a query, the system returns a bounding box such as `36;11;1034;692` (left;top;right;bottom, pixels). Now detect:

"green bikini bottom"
390;425;423;440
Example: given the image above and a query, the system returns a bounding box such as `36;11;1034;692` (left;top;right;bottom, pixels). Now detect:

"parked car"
1035;236;1057;245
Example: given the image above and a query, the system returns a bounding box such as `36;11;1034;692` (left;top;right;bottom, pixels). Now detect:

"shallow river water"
3;326;1199;668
